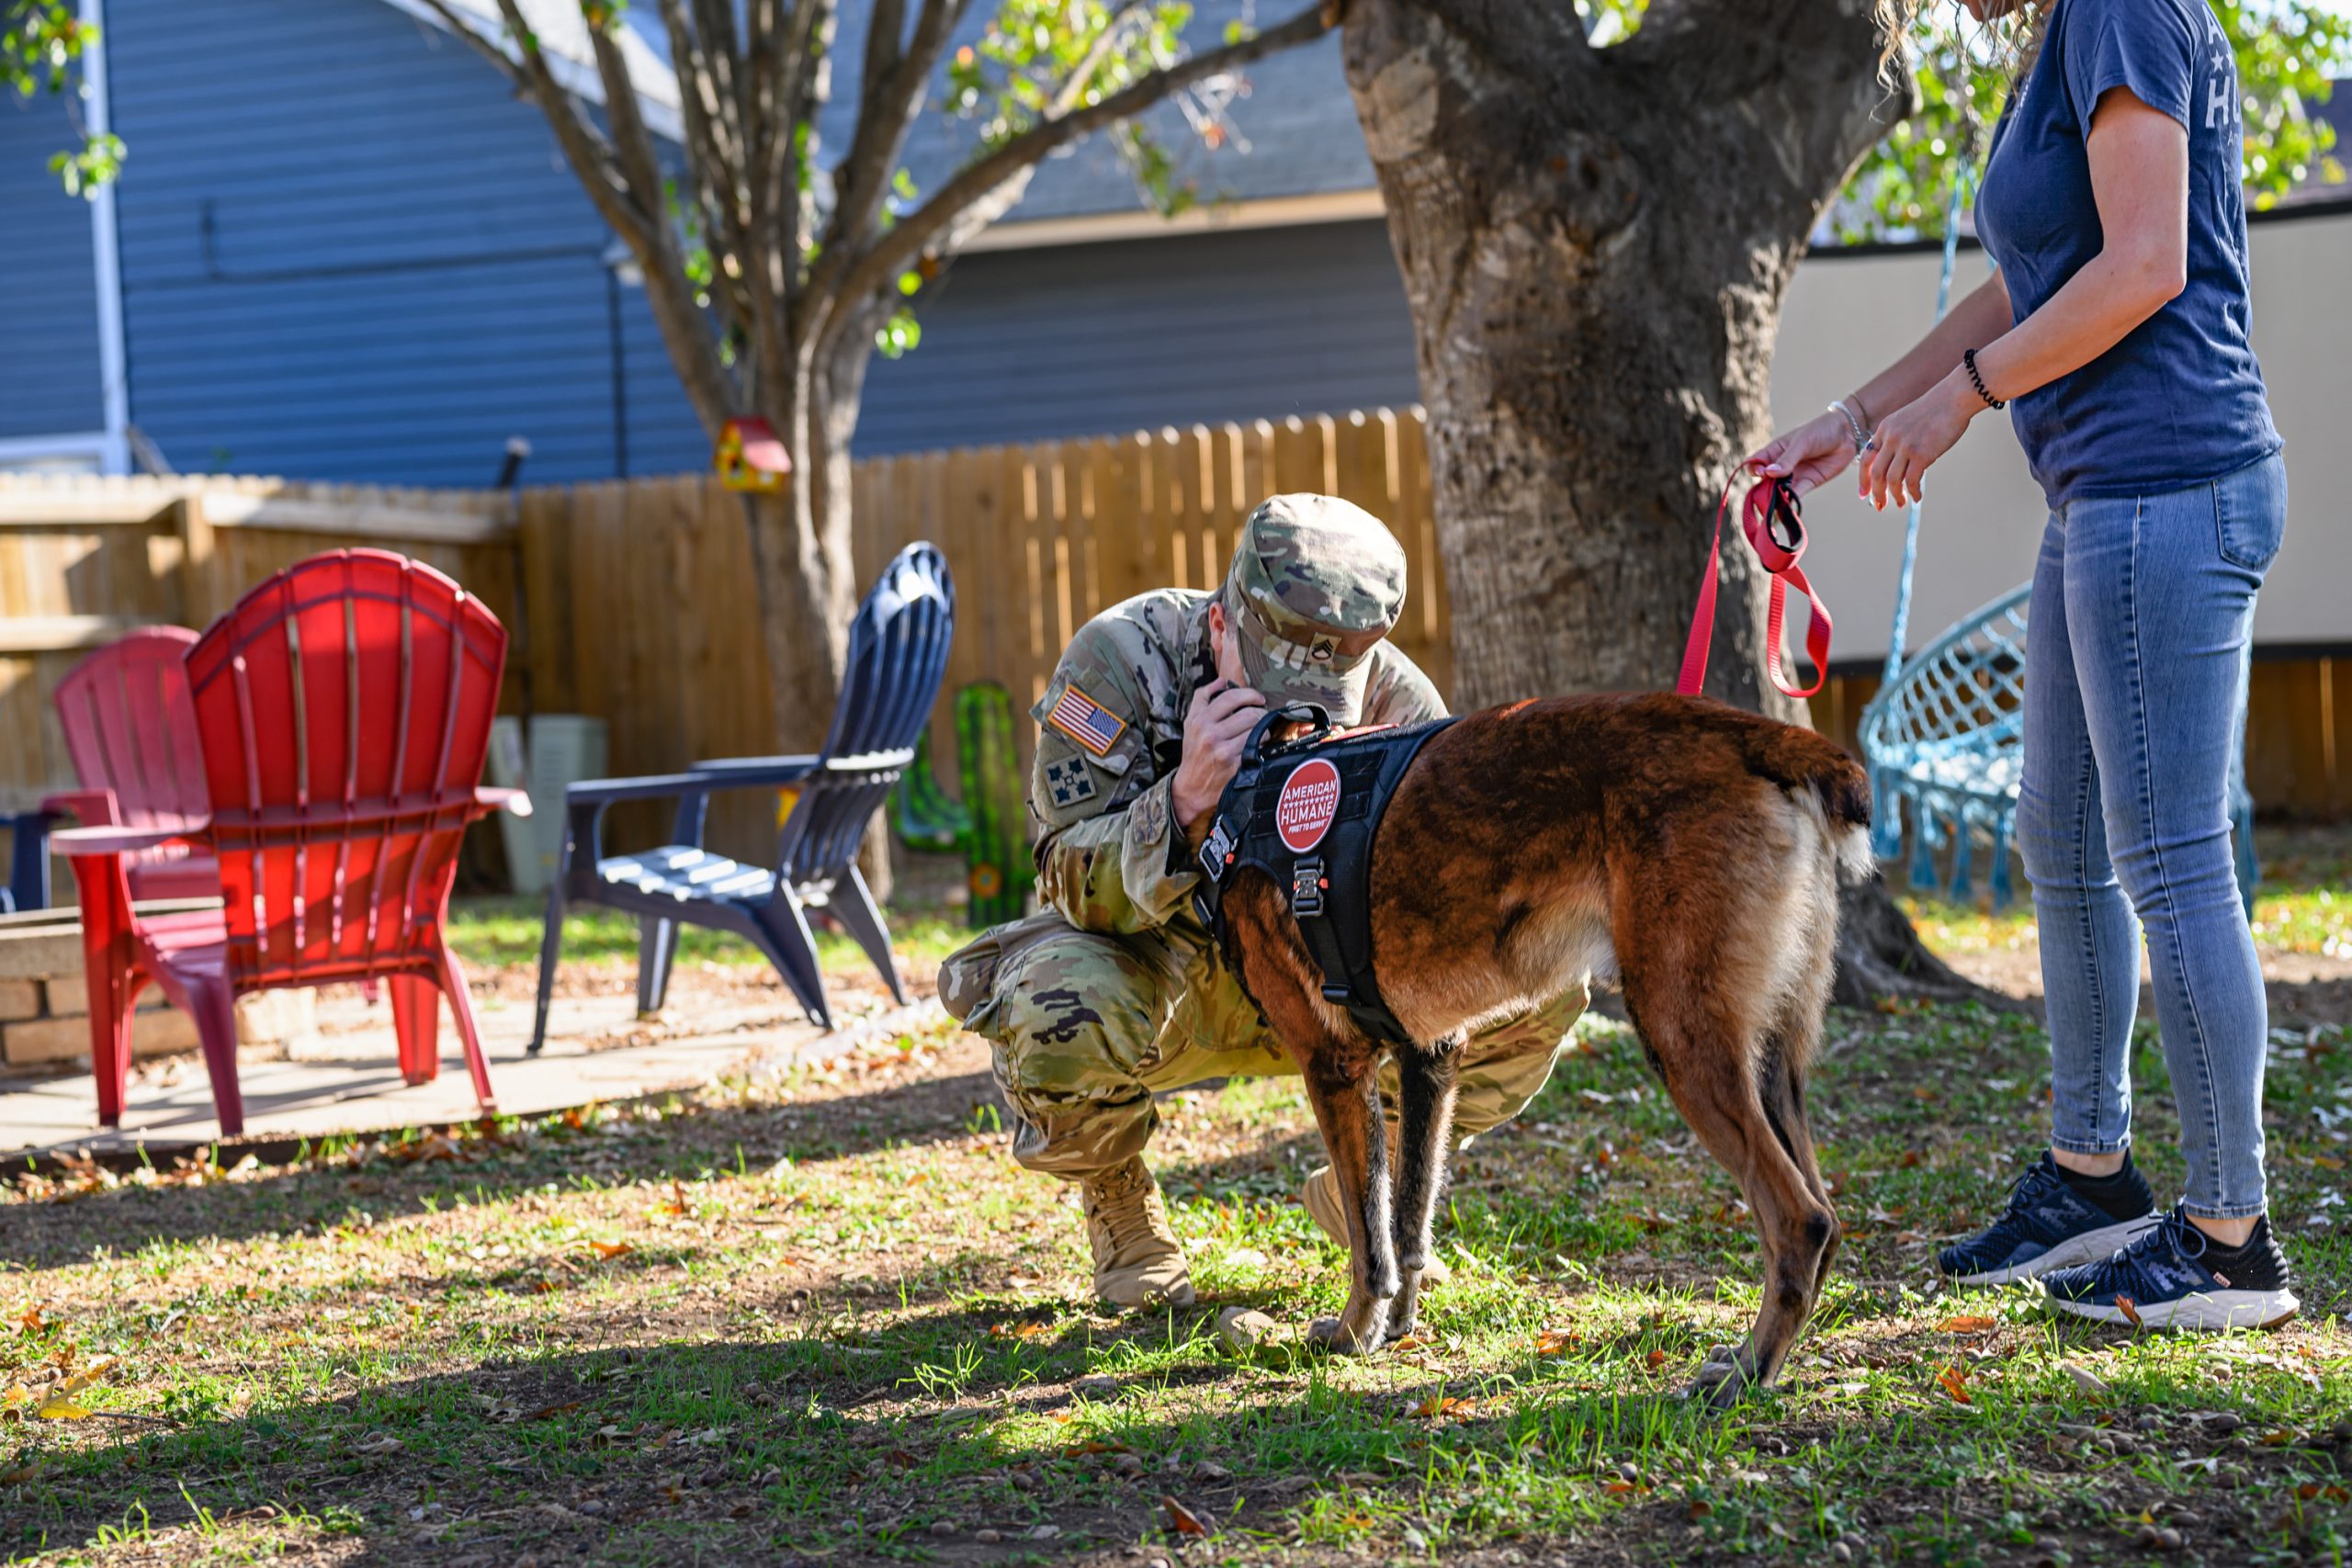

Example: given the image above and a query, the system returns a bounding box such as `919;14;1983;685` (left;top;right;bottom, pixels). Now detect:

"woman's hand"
1746;411;1858;498
1857;372;1980;511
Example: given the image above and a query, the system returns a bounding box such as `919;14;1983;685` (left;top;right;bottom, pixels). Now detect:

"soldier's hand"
1171;678;1266;833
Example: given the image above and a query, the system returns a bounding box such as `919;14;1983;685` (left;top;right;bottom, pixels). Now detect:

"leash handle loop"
1676;471;1834;701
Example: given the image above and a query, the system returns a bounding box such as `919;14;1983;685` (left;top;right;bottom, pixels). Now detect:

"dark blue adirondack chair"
3;813;49;913
530;543;954;1045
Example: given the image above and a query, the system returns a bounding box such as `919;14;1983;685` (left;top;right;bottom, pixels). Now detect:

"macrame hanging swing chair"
1854;171;2260;915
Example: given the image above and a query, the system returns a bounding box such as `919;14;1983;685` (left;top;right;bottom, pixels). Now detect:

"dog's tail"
1738;723;1874;885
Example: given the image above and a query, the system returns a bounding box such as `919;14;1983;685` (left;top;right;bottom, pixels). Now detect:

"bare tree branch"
819;0;971;289
500;0;729;430
411;0;530;86
659;0;752;263
445;0;650;249
833;0;1335;333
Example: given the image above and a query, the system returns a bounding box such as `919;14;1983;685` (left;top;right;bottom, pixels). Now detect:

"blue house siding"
0;92;103;443
102;0;692;484
854;218;1419;455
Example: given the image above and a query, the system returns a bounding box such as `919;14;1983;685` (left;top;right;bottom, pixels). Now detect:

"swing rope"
1881;164;1978;689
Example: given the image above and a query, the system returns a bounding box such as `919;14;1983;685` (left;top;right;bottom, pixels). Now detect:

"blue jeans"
2017;452;2287;1221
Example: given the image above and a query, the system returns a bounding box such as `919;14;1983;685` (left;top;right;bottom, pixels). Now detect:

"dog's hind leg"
1623;987;1838;1410
1386;1035;1462;1340
1758;1024;1841;1298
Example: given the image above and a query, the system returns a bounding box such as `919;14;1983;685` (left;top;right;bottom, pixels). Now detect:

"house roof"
379;0;683;140
824;0;1377;245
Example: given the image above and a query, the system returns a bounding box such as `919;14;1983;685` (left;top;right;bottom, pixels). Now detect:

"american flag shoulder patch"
1045;682;1126;757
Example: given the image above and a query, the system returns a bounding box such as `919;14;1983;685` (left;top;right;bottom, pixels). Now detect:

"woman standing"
1750;0;2295;1327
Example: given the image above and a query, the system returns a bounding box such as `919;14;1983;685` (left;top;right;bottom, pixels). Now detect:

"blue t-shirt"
1974;0;2280;505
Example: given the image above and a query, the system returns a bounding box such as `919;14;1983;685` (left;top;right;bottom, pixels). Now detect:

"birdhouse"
715;416;791;492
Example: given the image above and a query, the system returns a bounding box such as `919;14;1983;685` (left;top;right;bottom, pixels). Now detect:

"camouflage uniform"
940;495;1586;1179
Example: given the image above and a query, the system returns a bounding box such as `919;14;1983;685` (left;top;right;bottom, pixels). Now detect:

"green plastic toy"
891;681;1034;927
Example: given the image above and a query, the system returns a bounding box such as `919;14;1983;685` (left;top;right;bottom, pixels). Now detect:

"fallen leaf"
1937;1364;1972;1405
1937;1315;1998;1334
1162;1496;1212;1537
1644;1349;1668;1369
2115;1296;2143;1328
590;1242;634;1261
2063;1362;2109;1398
13;1306;43;1334
1408;1393;1472;1419
33;1394;93;1420
1534;1330;1579;1356
54;1356;119;1396
1391;1334;1432;1353
989;1321;1051;1340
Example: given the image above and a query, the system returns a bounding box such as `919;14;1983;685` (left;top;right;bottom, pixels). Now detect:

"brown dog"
1205;691;1871;1404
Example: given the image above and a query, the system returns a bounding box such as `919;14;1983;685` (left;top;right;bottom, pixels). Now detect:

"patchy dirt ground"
4;836;2350;1566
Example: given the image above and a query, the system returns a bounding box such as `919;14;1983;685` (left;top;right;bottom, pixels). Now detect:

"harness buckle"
1291;856;1326;919
1199;818;1236;881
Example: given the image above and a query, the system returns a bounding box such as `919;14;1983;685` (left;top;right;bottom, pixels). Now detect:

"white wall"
1771;206;2350;661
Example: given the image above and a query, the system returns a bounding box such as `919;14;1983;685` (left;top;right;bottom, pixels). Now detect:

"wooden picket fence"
0;412;1445;866
510;409;1445;856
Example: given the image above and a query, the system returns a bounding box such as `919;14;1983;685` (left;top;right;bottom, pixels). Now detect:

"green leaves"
1567;2;2345;242
949;0;1210;216
1848;0;2348;240
876;308;922;359
6;0;122;196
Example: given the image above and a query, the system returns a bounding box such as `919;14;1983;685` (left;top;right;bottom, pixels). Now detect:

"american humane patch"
1042;754;1098;809
1275;756;1341;852
1045;683;1126;757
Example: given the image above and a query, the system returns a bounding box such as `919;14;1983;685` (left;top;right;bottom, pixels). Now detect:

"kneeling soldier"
939;494;1586;1307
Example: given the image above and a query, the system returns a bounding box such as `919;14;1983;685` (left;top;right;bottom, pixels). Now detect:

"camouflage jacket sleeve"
1027;624;1195;935
1360;642;1449;726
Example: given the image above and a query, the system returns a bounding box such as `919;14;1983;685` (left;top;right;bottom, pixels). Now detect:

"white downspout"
83;0;130;476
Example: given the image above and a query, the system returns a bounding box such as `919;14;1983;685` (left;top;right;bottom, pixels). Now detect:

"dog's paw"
1308;1313;1387;1356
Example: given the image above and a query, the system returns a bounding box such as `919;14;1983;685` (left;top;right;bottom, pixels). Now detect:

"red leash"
1676;468;1834;700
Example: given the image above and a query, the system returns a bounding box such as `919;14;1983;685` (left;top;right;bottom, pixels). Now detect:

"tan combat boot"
1080;1157;1195;1309
1302;1165;1452;1286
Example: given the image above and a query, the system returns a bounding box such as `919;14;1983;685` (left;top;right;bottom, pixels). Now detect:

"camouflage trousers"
938;909;1587;1179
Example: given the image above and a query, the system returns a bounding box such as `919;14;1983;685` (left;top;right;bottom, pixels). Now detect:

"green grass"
445;894;973;975
5;999;2348;1566
1899;823;2352;957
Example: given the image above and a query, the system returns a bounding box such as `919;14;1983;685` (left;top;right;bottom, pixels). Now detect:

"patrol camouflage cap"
1223;493;1408;725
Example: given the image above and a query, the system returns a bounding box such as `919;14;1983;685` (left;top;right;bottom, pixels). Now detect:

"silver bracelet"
1828;399;1871;455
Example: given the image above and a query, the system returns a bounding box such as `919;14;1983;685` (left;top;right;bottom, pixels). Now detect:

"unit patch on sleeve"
1044;682;1127;757
1042;754;1099;809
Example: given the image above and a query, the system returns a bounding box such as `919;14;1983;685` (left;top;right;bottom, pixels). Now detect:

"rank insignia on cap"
1308;633;1340;664
1045;682;1125;757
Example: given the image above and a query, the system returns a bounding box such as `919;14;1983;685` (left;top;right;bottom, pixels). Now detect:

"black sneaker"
2041;1205;2299;1330
1938;1152;2159;1286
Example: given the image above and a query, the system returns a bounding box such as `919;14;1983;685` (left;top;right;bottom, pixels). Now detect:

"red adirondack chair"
57;550;526;1136
41;626;219;902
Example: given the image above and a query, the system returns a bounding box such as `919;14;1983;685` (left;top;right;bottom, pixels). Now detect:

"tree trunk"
1341;0;1985;1004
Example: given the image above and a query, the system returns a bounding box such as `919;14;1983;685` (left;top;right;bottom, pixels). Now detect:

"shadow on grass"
1;1067;1011;1271
27;1287;2340;1568
6;1296;1744;1567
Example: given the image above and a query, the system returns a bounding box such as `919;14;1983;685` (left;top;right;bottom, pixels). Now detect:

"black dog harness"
1192;705;1457;1045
